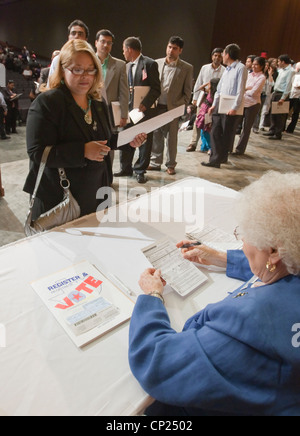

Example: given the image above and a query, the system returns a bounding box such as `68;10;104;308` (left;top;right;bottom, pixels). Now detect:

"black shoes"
113;170;133;177
268;136;282;140
136;173;147;184
201;161;221;169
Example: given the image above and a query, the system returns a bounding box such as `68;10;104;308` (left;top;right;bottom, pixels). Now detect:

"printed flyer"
31;261;135;347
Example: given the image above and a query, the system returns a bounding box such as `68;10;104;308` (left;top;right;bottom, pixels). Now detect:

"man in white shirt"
187;48;225;152
47;20;89;87
263;54;295;140
286;62;300;134
202;44;248;168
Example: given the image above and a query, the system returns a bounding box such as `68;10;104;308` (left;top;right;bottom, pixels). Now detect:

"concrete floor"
0;122;299;247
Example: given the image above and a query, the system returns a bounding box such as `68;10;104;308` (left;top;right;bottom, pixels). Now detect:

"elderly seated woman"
129;171;300;416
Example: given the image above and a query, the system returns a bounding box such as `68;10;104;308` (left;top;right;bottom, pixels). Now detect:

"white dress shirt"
193;63;225;101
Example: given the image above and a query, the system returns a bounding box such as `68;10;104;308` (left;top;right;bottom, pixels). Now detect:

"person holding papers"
263;54;295;141
95;29;129;131
129;171;300;416
23;40;145;220
201;44;248;168
114;37;160;184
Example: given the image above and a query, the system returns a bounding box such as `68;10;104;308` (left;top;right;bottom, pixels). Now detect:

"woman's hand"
176;240;227;268
130;133;147;149
84;141;111;162
139;268;166;295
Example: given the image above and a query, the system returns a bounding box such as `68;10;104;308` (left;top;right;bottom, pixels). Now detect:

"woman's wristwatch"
148;291;165;305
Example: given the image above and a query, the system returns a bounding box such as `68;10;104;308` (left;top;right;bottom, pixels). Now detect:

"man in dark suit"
2;80;19;134
114;37;160;184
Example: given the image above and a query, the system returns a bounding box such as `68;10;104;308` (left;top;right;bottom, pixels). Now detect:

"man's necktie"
129;63;134;109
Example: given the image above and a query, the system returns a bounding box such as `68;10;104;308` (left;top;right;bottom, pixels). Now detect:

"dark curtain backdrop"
211;0;300;62
0;0;218;75
1;0;299;76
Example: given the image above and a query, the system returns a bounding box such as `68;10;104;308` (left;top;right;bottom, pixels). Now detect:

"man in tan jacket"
148;36;193;175
95;29;129;130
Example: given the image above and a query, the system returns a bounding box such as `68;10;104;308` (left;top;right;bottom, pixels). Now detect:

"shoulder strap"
30;146;52;206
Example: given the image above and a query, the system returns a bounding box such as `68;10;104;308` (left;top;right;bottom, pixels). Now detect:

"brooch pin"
233;292;248;299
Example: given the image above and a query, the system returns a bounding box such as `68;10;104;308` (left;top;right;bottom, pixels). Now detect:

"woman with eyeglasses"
129;171;300;416
24;39;146;220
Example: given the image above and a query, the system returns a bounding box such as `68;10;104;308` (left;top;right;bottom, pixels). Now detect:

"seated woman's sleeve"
129;295;279;415
226;249;253;281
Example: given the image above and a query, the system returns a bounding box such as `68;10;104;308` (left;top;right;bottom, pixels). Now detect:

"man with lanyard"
187;48;225;152
263;54;295;140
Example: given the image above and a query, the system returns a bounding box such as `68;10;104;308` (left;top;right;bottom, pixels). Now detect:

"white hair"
235;171;300;275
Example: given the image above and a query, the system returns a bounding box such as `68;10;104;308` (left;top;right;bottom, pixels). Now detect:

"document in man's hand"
219;95;244;115
142;237;208;297
31;261;134;348
117;105;185;147
271;101;290;114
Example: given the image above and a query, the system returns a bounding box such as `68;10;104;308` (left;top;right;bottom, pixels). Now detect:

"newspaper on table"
31;261;134;348
142;237;208;297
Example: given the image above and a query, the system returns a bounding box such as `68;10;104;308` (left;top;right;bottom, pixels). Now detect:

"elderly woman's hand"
130;133;147;149
84;141;111;162
176;240;227;268
139;268;166;295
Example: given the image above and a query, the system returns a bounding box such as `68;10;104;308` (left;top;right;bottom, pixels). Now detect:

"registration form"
142;237;208;297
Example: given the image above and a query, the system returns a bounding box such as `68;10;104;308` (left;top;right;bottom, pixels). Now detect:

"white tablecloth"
0;177;243;416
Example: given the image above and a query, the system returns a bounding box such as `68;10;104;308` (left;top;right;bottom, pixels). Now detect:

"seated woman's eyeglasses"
234;226;242;241
66;67;97;76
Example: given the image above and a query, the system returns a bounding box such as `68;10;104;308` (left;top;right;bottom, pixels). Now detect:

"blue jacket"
129;250;300;416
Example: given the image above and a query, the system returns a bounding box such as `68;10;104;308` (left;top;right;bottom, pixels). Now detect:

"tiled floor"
0;122;299;247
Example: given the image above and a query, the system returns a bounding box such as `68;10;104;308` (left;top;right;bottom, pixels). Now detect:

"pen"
109;274;136;297
181;242;202;249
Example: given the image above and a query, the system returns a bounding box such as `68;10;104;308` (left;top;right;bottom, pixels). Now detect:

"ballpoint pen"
109;273;136;298
180;242;202;249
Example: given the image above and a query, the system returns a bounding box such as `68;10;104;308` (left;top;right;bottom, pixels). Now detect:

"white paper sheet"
129;108;145;124
142;237;208;297
117;105;185;147
219;95;244;115
186;224;243;252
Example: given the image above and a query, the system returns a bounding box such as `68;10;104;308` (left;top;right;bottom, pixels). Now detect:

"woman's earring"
61;79;65;85
266;261;276;273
